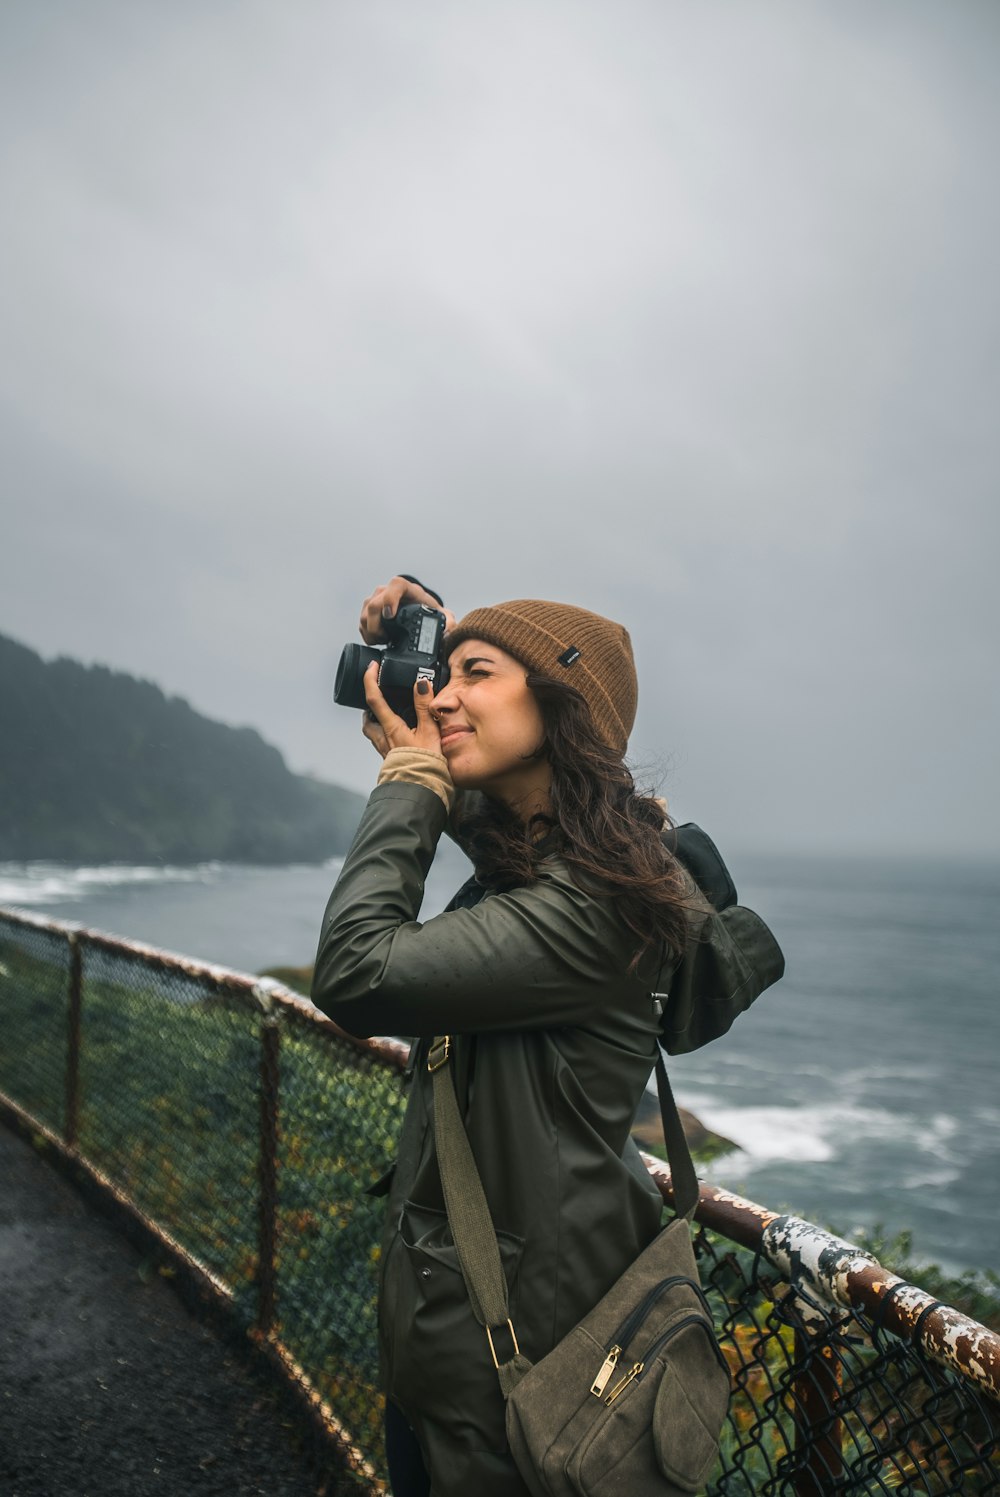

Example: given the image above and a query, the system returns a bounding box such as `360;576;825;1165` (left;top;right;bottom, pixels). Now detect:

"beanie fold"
446;599;637;755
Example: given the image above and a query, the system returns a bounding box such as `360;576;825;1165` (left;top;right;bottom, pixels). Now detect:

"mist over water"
2;846;997;1274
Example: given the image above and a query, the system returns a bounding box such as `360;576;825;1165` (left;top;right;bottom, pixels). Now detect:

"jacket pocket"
381;1198;525;1449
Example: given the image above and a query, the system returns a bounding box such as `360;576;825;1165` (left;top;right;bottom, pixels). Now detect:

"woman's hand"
358;576;456;645
362;662;445;760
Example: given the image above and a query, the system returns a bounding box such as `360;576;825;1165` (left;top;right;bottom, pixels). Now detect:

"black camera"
334;604;450;727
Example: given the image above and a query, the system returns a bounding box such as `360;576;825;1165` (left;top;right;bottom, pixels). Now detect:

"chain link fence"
1;906;998;1494
684;1222;1000;1493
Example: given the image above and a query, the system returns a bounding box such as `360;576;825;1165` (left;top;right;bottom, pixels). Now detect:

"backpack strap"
653;1050;700;1221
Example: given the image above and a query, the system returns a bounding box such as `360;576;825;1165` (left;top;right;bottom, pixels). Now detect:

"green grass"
0;933;70;1132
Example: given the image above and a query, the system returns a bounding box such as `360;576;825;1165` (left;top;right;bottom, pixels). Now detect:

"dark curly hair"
453;671;703;971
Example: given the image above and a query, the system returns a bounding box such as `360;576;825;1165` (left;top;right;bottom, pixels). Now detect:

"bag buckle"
427;1035;452;1072
486;1318;520;1369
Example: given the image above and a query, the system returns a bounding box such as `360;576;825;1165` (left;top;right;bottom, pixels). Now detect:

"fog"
2;0;997;856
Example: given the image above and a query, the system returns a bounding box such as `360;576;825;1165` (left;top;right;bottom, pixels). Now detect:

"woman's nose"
431;678;459;714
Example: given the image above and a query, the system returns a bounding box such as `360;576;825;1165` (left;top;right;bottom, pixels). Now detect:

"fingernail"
382;604;394;618
417;680;430;695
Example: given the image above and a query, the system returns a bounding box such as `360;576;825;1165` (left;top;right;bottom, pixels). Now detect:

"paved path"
0;1125;345;1497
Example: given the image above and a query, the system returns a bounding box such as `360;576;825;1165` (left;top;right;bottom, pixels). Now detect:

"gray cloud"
2;0;997;856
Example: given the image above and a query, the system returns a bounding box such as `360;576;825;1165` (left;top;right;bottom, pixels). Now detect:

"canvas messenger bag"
427;1037;732;1497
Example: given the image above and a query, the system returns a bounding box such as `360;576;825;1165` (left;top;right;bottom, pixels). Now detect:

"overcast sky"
2;0;997;858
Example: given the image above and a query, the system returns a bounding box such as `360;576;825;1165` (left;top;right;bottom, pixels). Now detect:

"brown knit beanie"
445;599;637;756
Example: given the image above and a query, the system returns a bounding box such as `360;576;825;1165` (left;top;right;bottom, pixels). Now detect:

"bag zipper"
603;1314;728;1406
604;1360;643;1404
590;1346;622;1397
590;1277;716;1399
608;1274;711;1356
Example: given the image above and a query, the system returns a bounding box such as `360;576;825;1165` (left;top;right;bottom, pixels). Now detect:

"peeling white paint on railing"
647;1171;1000;1407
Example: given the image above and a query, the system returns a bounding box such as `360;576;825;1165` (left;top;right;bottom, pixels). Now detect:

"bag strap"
427;1036;534;1396
653;1050;700;1221
426;1033;701;1398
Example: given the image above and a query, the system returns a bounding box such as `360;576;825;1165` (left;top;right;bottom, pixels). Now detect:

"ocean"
1;847;997;1277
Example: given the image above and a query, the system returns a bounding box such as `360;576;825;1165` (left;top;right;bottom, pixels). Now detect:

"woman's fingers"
411;677;444;754
358;577;452;644
359;588;389;645
359;581;408;644
361;709;390;759
362;659;400;732
362;660;418;753
362;661;445;757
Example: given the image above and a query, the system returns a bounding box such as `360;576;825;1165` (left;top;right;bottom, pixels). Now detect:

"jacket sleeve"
660;903;785;1054
311;782;643;1038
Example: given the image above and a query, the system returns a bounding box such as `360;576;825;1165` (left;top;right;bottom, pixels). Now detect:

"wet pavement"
0;1125;346;1496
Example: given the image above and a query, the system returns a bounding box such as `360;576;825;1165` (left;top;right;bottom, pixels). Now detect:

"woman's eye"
465;668;489;679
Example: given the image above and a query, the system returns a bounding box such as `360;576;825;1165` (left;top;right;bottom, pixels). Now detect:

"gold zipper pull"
605;1362;643;1405
590;1346;621;1398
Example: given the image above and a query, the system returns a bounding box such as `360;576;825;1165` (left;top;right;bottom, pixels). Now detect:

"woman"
311;576;783;1497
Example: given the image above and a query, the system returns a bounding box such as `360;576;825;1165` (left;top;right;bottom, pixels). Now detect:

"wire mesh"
75;938;265;1323
272;1005;408;1484
693;1225;1000;1494
1;907;998;1496
0;917;70;1134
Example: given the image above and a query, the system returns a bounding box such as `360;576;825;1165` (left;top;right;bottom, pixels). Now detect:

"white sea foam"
0;862;222;906
690;1104;836;1166
679;1094;963;1179
837;1063;939;1088
899;1165;962;1190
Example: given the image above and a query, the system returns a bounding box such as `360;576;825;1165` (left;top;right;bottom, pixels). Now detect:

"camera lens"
334;643;381;710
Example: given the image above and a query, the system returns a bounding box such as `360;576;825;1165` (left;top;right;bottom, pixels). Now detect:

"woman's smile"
438;724;475;749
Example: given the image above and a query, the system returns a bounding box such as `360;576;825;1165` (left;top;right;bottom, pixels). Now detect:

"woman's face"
432;639;551;815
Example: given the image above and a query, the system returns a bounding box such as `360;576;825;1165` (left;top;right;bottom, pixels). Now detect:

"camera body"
334;604;450;727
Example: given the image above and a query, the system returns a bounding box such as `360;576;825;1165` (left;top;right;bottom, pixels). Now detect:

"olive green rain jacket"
311;782;784;1497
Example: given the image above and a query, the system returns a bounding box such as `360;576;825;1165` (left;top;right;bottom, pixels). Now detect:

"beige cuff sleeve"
377;746;455;812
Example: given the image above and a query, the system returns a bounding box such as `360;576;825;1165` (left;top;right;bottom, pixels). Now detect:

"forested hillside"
0;632;366;863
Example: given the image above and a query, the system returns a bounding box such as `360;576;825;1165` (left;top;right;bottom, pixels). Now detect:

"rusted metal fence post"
792;1322;844;1495
256;1009;281;1336
64;931;82;1148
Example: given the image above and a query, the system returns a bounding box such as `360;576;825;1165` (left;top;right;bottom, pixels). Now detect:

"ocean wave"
836;1062;940;1087
692;1104;836;1165
899;1165;962;1190
0;862;223;905
682;1096;962;1175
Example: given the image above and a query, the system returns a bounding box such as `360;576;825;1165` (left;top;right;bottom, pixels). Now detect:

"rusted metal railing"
647;1149;1000;1492
64;930;82;1146
1;904;997;1494
255;1000;282;1337
643;1153;1000;1407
